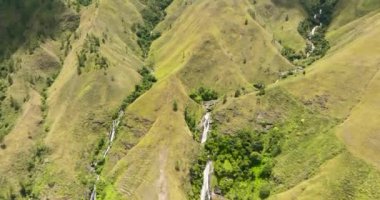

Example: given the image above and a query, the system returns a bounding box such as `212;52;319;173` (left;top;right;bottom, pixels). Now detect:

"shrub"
260;163;272;179
9;96;20;111
259;184;271;199
190;87;218;103
253;83;265;90
257;88;266;96
281;46;302;61
173;100;178;112
184;107;197;133
175;160;180;171
234;89;241;98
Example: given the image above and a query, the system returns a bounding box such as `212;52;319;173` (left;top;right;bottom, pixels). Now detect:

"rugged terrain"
0;0;380;199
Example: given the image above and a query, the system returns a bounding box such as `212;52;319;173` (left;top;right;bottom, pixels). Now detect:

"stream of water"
200;113;211;144
307;9;323;56
200;112;213;200
90;111;124;200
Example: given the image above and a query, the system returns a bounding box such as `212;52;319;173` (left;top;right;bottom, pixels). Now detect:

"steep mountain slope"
0;0;380;200
97;1;299;199
0;0;144;199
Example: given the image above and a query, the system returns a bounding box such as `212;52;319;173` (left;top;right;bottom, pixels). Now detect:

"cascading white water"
307;9;323;56
90;111;124;200
311;26;319;36
201;113;211;144
200;161;213;200
200;112;213;200
90;185;96;200
90;175;100;200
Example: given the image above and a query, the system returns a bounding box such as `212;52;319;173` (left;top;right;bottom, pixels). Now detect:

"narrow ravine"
90;111;124;200
200;112;213;200
307;9;323;56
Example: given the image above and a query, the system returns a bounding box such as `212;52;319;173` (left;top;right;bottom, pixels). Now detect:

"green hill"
0;0;380;199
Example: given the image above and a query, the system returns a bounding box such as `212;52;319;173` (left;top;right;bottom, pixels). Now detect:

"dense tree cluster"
189;128;283;199
133;0;173;57
190;87;218;103
281;0;338;65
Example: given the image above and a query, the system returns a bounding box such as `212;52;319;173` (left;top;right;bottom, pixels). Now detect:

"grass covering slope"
150;0;294;93
283;11;380;119
329;0;380;31
337;68;380;169
3;0;147;198
1;0;380;199
96;1;380;199
0;1;80;198
251;0;307;52
97;0;306;199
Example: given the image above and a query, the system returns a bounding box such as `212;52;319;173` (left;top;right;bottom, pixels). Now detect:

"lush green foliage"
190;128;283;199
281;46;303;62
282;0;338;65
133;0;173;57
190;87;218;103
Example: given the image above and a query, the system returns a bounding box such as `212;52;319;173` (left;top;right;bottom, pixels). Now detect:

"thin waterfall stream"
90;111;124;200
307;9;323;57
200;111;213;200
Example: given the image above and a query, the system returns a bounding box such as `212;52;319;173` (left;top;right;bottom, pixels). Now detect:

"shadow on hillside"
0;0;79;60
271;0;299;8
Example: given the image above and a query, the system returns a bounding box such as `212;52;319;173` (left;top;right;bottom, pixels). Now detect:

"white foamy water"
200;161;213;200
200;113;211;144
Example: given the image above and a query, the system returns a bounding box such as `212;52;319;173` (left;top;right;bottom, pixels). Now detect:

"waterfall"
200;161;213;200
311;26;319;36
201;113;211;144
90;111;124;200
307;9;323;56
90;185;96;200
200;112;213;199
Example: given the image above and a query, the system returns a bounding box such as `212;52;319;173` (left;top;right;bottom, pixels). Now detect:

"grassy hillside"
1;0;380;199
0;0;143;198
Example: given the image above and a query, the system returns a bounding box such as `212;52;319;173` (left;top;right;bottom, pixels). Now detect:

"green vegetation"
281;0;338;66
173;100;178;112
77;34;109;74
184;106;200;141
90;66;157;197
15;143;51;199
280;46;303;62
254;83;266;96
0;58;21;142
0;0;78;59
189;128;282;199
133;0;173;57
120;67;157;110
76;0;92;6
189;87;218;103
